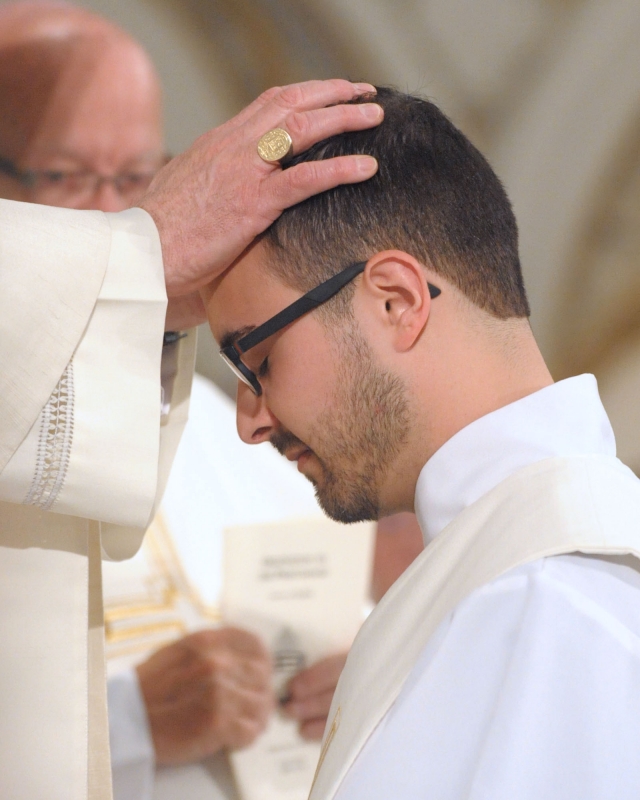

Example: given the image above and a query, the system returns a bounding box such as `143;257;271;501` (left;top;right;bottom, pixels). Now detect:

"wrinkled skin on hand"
138;79;382;330
136;627;274;766
281;652;348;740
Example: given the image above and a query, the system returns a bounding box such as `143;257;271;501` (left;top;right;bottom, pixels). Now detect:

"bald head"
0;1;164;211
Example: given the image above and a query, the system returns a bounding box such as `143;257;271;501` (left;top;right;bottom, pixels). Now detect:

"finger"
280;103;383;157
299;718;328;741
187;627;269;660
143;652;267;712
149;663;216;710
165;292;206;326
262;155;378;222
193;654;270;698
224;714;269;750
287;653;349;699
226;657;272;690
252;79;376;119
216;627;271;659
180;628;225;652
282;689;335;721
155;665;268;717
229;80;376;132
216;673;275;711
216;685;274;735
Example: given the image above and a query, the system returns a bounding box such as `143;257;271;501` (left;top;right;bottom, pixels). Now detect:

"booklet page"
222;516;375;800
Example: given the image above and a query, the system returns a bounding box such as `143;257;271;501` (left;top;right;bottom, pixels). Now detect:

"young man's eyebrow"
220;326;256;351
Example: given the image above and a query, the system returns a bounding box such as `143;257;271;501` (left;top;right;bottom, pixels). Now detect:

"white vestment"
309;375;640;800
0;200;194;800
103;374;323;800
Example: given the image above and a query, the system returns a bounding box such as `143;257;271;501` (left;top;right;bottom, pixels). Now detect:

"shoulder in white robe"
314;376;640;800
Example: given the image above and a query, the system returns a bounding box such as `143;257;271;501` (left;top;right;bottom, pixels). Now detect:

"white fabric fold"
108;669;155;800
311;376;640;800
0;207;167;530
416;374;615;543
0;199;110;472
0;202;191;800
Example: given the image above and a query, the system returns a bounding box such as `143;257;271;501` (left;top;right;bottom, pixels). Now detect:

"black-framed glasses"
219;260;441;396
0;154;168;202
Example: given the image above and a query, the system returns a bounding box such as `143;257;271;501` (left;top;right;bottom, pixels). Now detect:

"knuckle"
278;83;306;109
329;77;356;95
284;111;309;140
258;85;282;104
286;161;320;191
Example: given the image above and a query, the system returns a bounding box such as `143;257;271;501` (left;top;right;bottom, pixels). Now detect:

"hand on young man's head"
139;79;382;330
136;627;274;765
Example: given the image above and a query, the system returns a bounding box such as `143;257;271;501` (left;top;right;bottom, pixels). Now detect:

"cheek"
266;329;337;432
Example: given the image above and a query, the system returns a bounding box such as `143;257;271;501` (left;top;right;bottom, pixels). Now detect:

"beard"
271;325;410;524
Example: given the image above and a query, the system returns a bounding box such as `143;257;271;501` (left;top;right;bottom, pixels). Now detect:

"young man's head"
0;1;164;211
204;87;552;522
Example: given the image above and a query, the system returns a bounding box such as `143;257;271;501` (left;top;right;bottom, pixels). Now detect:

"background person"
0;4;390;798
0;1;383;795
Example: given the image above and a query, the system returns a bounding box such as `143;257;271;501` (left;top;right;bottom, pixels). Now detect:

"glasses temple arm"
237;262;440;353
237;261;367;352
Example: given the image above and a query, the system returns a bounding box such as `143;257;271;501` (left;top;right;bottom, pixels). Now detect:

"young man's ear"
361;250;434;352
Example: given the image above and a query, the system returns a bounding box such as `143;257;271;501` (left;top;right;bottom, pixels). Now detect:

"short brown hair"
262;87;529;319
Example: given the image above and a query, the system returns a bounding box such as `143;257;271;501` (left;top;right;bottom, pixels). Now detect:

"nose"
89;179;129;212
236;381;279;444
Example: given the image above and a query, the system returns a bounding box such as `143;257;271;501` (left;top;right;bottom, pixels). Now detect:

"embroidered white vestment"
0;200;194;800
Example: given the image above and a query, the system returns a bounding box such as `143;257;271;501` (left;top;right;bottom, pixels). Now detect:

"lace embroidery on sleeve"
24;362;75;510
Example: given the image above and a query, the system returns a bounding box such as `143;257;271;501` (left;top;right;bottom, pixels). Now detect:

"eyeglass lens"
31;171;158;202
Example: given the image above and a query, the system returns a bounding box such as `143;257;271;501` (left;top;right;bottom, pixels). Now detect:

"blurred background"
79;0;640;472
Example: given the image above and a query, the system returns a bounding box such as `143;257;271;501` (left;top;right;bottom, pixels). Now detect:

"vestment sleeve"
0;201;194;549
0;198;110;471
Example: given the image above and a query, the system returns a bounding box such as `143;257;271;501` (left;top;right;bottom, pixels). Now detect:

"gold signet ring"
257;128;294;164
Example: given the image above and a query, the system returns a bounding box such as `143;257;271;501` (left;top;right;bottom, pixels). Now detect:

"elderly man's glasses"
0;154;168;202
219;260;441;397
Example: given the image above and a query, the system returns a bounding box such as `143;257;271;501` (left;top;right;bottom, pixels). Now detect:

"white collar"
414;375;616;545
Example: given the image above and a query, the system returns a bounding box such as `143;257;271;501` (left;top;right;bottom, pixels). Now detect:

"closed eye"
257;357;269;378
43;170;66;183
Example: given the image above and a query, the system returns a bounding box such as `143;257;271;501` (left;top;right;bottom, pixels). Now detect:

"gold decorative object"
257;128;294;164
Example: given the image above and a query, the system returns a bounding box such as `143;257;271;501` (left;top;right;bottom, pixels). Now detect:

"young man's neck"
382;316;553;515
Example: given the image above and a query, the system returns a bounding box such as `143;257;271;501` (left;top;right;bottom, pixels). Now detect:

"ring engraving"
257;128;294;164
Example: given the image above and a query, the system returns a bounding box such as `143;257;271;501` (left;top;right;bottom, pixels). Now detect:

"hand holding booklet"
222;516;375;800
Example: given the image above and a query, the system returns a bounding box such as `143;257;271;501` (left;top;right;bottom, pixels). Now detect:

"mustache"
270;429;307;457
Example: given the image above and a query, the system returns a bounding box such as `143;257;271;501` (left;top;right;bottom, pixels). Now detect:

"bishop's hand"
138;79;382;330
136;627;274;766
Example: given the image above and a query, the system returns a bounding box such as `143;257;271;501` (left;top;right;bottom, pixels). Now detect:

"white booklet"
222;516;375;800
